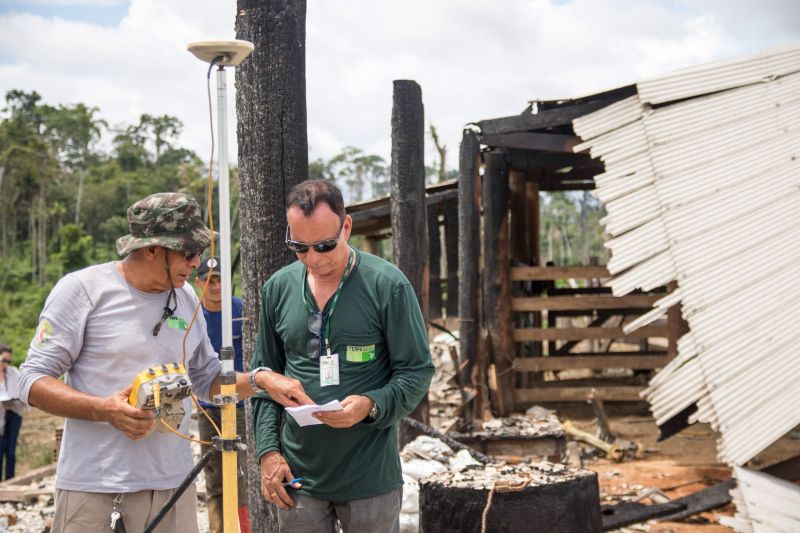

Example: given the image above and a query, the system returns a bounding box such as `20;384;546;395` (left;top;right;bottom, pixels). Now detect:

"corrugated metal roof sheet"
573;42;800;533
637;41;800;105
720;467;800;533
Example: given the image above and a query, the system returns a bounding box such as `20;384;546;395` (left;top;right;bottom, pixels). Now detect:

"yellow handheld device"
129;363;192;436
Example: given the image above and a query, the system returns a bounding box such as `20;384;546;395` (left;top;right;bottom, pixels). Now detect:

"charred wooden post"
509;170;529;263
526;178;543;377
390;79;429;439
428;203;443;320
526;177;541;266
483;150;514;415
419;465;602;533
236;1;308;530
509;170;528;387
444;197;459;320
458;129;481;387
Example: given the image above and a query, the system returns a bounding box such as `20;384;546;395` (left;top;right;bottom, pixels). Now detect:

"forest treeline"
0;90;605;360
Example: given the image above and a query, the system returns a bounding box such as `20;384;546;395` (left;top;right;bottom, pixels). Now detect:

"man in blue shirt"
194;256;250;533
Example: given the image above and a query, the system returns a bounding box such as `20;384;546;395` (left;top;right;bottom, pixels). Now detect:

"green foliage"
0;89;211;355
324;146;389;202
17;435;54;468
55;224;93;273
540;191;607;266
0;274;50;365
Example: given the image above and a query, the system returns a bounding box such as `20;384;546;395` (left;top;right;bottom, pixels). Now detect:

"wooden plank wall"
511;266;672;405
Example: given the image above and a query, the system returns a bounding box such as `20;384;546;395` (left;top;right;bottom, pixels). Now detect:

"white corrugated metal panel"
571;95;642;141
637;41;800;105
720;467;800;533
573;42;800;530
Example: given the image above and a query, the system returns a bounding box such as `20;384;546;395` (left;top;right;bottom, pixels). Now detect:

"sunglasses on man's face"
176;248;203;262
285;223;343;254
154;247;203;262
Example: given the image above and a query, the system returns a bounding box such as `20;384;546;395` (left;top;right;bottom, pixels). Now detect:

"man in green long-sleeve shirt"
249;180;434;532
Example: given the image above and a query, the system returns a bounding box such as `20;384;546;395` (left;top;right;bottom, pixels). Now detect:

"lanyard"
302;247;356;344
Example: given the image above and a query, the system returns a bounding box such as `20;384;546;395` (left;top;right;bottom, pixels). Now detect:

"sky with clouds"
0;0;798;175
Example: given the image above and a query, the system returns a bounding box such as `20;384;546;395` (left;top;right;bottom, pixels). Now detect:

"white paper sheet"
285;400;343;427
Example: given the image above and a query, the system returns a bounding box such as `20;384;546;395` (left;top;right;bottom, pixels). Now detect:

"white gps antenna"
186;39;253;533
187;39;253;351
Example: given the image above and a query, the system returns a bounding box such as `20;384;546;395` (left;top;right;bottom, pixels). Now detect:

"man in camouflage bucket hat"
18;192;313;533
116;192;219;256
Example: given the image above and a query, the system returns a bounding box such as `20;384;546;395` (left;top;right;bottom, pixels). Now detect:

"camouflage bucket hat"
116;192;219;256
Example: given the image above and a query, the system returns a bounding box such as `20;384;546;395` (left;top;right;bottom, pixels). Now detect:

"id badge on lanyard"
305;248;354;389
319;344;339;387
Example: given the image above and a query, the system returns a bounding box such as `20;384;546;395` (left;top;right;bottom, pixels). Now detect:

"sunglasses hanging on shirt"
153;287;178;336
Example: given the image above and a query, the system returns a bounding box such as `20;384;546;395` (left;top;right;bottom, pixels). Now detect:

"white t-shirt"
20;262;222;492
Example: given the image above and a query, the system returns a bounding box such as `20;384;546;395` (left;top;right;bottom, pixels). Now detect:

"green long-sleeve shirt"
251;248;434;500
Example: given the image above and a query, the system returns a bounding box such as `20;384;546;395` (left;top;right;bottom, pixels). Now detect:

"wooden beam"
507;148;602;171
536;167;600;182
391;79;429;434
535;85;637;111
443;198;459;318
475;98;626;135
602;479;736;530
0;463;57;487
483;150;514;415
513;294;660;311
526;179;540;266
348;189;458;226
428;204;442;320
513;325;668;342
509;170;529;263
539;181;596;191
515;386;645;403
511;265;610;280
480;132;581;153
514;355;671;372
458;129;481;388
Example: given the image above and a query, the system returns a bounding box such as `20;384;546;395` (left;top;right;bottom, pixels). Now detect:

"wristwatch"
366;400;380;422
249;366;272;394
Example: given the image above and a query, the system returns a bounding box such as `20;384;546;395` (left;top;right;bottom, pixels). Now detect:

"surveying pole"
188;39;254;533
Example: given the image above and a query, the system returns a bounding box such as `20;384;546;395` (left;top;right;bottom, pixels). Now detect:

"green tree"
327;146;388;202
54;223;93;273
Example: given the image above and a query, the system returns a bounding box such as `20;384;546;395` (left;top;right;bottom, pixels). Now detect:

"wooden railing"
510;265;670;404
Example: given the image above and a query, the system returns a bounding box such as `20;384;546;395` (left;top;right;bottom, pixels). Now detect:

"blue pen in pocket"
283;477;303;488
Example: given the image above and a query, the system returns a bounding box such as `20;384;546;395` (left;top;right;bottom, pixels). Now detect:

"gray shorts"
52;485;199;533
277;486;402;533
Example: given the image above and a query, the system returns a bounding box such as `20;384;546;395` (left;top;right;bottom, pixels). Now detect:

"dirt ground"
14;408;62;477
556;402;799;532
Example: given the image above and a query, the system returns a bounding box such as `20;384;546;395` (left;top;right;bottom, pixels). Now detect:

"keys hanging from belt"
110;493;127;532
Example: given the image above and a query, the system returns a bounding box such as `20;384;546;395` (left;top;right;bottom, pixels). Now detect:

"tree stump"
419;464;601;533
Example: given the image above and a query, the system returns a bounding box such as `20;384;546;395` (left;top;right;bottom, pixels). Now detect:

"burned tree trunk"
235;1;308;531
390;80;429;443
483;150;514;415
458;130;481;386
419;467;602;533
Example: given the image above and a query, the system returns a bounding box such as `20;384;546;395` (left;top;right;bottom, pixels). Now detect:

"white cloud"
0;0;797;175
24;0;126;6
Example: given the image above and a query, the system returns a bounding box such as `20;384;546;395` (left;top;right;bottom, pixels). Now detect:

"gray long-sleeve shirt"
20;262;221;492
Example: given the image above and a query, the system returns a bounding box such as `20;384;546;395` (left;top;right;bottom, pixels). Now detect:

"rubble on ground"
0;475;53;532
468;405;563;438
